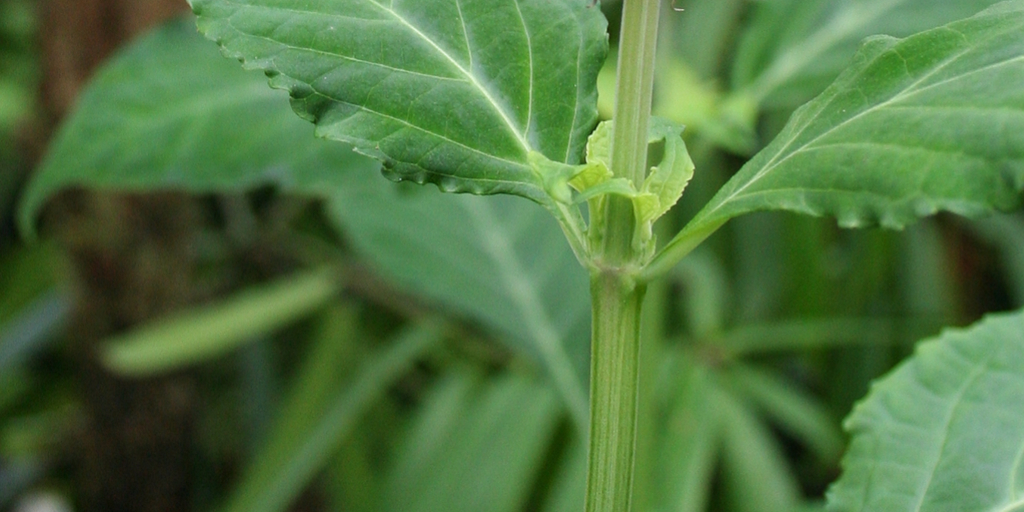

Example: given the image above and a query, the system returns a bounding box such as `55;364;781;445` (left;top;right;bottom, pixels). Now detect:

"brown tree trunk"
37;2;199;512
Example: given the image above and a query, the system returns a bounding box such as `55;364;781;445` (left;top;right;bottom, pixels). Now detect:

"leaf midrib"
367;0;530;151
219;0;535;153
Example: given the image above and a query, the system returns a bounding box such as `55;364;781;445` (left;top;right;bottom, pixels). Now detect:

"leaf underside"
682;1;1024;243
188;0;607;203
827;307;1024;512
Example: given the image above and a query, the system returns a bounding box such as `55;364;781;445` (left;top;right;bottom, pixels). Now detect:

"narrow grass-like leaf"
384;370;562;512
717;387;803;512
656;354;719;512
726;364;844;464
827;308;1024;512
224;324;441;512
188;0;607;202
223;305;358;512
648;2;1024;279
103;267;339;376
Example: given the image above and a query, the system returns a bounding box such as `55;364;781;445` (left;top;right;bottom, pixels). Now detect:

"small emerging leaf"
574;118;694;257
639;119;695;228
827;308;1024;512
586;120;613;172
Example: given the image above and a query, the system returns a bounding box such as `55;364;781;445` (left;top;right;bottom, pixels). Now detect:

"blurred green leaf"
325;184;591;429
0;292;69;372
0;366;31;414
673;249;729;339
0;79;30;128
719;318;898;356
0;245;61;325
732;0;1005;107
384;370;562;512
541;440;587;512
103;267;340;375
655;353;719;512
966;213;1024;306
18;18;382;235
650;2;1024;278
223;323;442;512
21;19;590;425
189;0;607;202
827;308;1024;512
717;387;803;512
899;220;959;318
726;364;844;465
0;458;44;509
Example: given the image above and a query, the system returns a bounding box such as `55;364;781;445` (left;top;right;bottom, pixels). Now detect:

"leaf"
325;184;591;429
383;370;562;512
223;324;442;512
640;119;695;227
102;267;340;376
826;308;1024;512
717;386;803;512
732;0;1006;107
726;364;844;465
188;0;608;203
648;2;1024;279
19;20;590;426
0;292;69;373
656;353;720;512
18;17;383;235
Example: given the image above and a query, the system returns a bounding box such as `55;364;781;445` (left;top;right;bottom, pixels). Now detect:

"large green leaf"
648;1;1024;278
325;183;591;428
188;0;607;203
826;308;1024;512
732;0;1004;108
18;18;381;231
19;19;590;425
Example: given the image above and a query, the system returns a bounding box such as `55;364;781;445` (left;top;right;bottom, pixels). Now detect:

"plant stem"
600;0;661;264
584;1;661;512
611;0;661;189
585;272;646;512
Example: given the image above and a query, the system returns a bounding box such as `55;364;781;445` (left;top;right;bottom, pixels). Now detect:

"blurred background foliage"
1;0;1022;511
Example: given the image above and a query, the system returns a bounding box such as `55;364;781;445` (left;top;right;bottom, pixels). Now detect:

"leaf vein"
366;0;531;152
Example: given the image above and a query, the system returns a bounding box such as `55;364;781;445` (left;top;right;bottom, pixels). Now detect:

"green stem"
584;1;661;512
600;0;661;265
610;0;661;189
585;272;647;512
